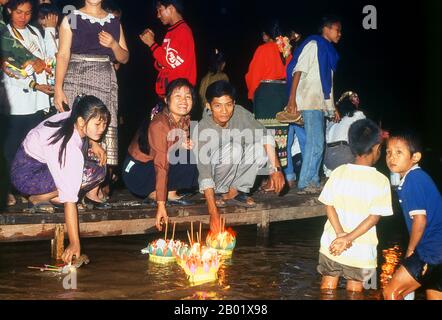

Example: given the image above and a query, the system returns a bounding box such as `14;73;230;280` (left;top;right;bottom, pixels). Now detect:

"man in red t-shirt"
140;0;197;98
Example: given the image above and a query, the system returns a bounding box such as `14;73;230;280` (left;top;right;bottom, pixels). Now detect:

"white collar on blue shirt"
399;165;420;188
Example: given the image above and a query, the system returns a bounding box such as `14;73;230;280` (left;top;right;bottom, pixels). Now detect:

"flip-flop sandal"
225;193;256;208
77;203;87;211
215;195;228;208
257;185;275;193
24;202;56;214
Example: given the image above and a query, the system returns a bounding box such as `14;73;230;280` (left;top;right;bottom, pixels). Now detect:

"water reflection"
380;245;402;289
0;217;409;300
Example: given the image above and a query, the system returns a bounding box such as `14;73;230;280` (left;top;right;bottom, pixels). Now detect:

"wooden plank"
51;224;65;261
0;205;325;242
0;195;316;225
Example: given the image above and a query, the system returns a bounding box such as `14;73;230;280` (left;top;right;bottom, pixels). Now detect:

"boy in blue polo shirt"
384;130;442;300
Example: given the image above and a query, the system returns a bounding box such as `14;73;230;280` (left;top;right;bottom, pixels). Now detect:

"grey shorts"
317;253;376;282
324;143;355;171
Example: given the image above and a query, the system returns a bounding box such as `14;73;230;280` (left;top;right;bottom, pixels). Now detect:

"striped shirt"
318;164;393;268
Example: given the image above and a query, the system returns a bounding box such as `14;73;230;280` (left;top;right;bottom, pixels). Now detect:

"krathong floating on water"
181;242;221;285
176;243;191;268
27;255;90;273
147;221;182;264
147;238;183;264
206;217;236;257
177;221;222;285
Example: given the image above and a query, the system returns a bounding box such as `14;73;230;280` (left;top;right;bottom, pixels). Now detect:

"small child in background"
383;130;442;300
318;119;393;293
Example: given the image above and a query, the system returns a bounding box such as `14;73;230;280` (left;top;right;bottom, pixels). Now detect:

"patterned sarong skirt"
11;145;106;198
64;54;119;166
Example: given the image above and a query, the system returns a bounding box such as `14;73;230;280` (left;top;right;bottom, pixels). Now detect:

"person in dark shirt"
384;130;442;300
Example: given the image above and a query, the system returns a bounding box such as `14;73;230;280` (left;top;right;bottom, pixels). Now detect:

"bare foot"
86;190;103;203
288;180;296;189
7;193;16;207
215;197;227;207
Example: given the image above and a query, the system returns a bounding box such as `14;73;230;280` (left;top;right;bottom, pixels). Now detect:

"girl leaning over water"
10;95;110;263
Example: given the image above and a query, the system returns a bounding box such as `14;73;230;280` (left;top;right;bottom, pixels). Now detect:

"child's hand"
405;248;415;258
329;236;352;256
44;13;59;28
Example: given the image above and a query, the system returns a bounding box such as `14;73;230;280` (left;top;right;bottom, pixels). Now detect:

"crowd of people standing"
0;0;440;299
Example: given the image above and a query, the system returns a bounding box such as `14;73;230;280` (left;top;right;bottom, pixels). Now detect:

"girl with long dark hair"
10;95;110;263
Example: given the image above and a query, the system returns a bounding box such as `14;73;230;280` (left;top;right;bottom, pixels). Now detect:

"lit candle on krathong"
206;217;237;257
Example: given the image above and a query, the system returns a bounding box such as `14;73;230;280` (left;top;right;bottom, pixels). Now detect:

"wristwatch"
270;166;283;173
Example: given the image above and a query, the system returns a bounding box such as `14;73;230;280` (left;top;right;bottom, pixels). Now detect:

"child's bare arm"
330;215;381;256
406;215;427;257
325;205;346;237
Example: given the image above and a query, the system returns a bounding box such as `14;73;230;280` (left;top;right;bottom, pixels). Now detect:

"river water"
0;214;411;300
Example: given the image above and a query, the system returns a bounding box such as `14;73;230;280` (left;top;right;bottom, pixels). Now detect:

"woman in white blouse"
324;91;366;176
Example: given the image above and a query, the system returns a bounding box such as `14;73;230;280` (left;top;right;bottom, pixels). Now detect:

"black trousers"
122;151;198;198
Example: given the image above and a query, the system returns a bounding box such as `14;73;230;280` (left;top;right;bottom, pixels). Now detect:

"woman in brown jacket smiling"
123;79;198;230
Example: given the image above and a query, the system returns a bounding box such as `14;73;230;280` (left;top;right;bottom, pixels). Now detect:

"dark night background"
56;0;441;171
1;0;441;207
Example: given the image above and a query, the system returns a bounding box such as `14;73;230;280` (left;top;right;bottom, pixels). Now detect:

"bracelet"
29;80;37;91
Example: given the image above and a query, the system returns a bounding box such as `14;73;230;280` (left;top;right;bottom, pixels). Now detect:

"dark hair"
336;97;357;118
208;49;226;74
165;78;196;106
348;119;382;157
205;80;236;104
389;129;423;155
36;2;59;29
319;15;341;33
137;78;195;155
45;95;110;166
6;0;35;12
262;20;283;41
38;3;59;18
103;0;122;16
156;0;184;15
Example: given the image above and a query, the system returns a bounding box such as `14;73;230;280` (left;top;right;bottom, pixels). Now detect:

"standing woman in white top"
0;0;57;206
324;91;366;176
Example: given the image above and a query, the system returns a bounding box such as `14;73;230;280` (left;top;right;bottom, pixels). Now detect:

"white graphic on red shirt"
164;39;184;69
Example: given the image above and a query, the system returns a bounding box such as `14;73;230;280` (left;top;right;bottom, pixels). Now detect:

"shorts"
317;253;376;283
402;253;442;291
